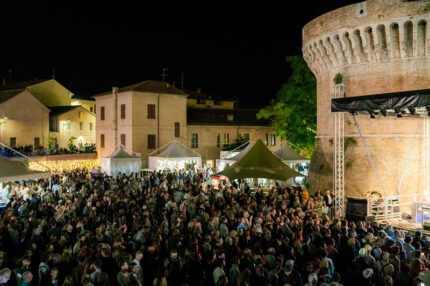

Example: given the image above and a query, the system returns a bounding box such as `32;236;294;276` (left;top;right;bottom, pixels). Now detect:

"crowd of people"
0;168;429;286
0;143;96;158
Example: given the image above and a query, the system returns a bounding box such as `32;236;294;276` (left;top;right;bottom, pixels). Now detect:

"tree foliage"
257;56;316;157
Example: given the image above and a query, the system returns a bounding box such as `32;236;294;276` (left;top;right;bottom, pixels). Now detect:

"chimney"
197;87;201;93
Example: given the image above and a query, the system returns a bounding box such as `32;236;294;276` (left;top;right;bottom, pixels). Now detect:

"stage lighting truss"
360;107;429;118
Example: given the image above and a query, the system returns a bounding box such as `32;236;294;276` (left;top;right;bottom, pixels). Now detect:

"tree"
257;56;316;157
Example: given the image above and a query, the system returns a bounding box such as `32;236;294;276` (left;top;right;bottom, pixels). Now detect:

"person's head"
22;257;30;268
50;267;58;280
22;271;33;282
363;268;373;281
135;250;143;261
0;268;11;283
405;235;413;245
93;259;102;270
120;261;129;272
382;251;390;262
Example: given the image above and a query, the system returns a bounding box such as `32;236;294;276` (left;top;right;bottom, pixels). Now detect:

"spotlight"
395;108;402;118
408;107;416;115
380;109;387;116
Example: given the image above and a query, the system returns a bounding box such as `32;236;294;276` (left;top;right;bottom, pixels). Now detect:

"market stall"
101;148;141;178
148;140;201;171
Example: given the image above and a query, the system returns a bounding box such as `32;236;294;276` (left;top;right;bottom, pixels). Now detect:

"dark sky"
0;1;360;107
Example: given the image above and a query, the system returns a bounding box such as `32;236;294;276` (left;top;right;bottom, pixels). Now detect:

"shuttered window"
191;133;198;148
148;134;156;149
101;106;105;120
121;134;126;146
147;104;156;119
101;134;105;148
121;104;126;119
175;122;180;137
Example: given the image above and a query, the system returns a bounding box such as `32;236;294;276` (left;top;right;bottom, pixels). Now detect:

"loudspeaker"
346;197;369;217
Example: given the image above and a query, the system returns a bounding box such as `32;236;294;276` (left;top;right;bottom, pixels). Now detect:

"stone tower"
303;0;430;199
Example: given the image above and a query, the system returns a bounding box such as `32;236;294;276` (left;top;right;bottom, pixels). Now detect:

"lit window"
67;120;72;130
223;133;229;147
271;134;276;146
79;111;83;119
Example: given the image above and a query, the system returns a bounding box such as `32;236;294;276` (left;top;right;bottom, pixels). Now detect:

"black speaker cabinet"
346;197;371;222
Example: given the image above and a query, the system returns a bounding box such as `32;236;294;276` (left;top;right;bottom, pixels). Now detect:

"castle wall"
303;0;430;198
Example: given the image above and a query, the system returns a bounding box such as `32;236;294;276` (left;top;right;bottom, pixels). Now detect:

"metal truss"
334;84;345;217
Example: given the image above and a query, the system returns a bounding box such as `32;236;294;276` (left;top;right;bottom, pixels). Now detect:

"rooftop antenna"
161;68;169;82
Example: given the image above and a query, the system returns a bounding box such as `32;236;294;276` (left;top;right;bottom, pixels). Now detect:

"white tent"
148;140;201;171
0;156;51;183
216;141;254;171
101;148;141;178
274;142;310;164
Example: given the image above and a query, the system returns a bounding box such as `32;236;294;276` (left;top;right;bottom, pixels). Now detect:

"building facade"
303;0;430;197
94;81;276;168
0;79;95;150
94;81;188;163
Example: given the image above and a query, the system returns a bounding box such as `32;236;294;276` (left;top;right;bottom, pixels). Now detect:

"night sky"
1;1;360;107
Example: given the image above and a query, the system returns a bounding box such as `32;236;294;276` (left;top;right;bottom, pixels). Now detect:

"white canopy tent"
101;148;141;178
216;141;254;171
274;142;310;164
148;140;201;171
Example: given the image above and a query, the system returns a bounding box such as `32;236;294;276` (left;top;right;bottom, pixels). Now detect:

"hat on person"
359;247;368;257
285;260;295;267
363;268;373;279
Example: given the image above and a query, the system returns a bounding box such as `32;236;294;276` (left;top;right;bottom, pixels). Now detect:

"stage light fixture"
408;107;416;115
395;108;402;118
380;109;387;116
369;110;376;119
426;106;430;116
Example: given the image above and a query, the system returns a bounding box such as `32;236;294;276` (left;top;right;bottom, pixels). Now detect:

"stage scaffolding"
334;84;345;217
332;87;430;219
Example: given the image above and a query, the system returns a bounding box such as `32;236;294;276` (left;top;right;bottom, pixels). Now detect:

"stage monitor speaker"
346;197;369;217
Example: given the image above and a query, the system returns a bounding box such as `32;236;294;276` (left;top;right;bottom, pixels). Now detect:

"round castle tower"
303;0;430;198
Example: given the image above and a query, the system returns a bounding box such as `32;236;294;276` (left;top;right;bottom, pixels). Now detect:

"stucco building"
94;81;275;167
302;0;430;198
0;79;96;149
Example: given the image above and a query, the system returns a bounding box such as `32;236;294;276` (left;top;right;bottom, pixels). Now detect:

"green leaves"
257;56;316;157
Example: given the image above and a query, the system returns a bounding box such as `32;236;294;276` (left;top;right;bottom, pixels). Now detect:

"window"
223;133;229;147
100;134;105;148
196;99;206;105
49;117;58;132
89;123;93;131
34;137;40;148
265;134;268;146
147;104;156;119
227;114;234;121
175;122;180;137
148;134;156;149
121;134;126;146
191;133;198;148
79;122;83;131
67;120;72;130
79;111;83;119
90;106;93;113
101;106;105;120
94;105;96;114
214;100;223;106
217;133;220;147
271;134;276;146
121;104;126;119
10;137;16;147
243;133;250;141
